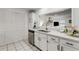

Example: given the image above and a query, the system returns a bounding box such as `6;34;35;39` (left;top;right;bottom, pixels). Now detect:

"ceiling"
25;8;41;11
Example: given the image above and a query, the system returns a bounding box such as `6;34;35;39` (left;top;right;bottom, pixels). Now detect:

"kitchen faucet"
45;17;53;30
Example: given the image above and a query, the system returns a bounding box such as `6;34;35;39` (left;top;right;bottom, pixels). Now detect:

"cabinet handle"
51;38;55;40
61;46;63;51
57;45;60;51
66;42;73;46
47;40;48;43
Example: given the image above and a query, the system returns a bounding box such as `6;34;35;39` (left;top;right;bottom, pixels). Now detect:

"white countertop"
48;31;79;41
29;28;79;42
29;28;38;31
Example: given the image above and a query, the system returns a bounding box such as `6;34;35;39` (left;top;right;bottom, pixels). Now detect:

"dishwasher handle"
66;42;73;46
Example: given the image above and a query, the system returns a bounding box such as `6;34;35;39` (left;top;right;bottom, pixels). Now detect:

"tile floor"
0;40;39;51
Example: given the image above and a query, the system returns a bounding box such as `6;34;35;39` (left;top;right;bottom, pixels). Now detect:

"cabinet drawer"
48;36;59;43
61;39;79;49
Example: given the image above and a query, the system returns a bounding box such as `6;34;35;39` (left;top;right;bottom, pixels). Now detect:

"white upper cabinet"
72;8;79;29
38;8;69;15
28;12;40;29
28;12;36;29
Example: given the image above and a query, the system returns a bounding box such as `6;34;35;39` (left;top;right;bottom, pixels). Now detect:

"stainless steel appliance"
28;30;34;45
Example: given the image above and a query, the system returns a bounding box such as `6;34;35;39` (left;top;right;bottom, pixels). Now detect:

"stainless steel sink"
38;30;50;32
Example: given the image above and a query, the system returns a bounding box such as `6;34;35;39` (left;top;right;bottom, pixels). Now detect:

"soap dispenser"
33;22;36;28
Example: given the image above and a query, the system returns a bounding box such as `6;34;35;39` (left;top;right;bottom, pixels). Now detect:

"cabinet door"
60;39;79;51
39;35;47;51
34;32;48;51
61;45;79;51
48;41;59;51
34;32;40;48
48;36;59;51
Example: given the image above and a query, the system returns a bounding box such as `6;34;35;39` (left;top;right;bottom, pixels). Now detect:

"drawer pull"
51;38;55;40
66;42;73;46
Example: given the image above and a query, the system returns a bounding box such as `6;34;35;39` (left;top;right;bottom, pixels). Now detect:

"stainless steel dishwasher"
28;30;35;45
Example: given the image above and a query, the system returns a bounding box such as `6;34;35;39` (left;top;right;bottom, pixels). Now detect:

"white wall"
24;11;29;42
0;8;29;46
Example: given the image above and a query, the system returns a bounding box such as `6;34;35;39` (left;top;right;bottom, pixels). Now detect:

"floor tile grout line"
23;40;35;51
7;42;16;51
19;41;26;51
23;40;39;51
13;42;18;51
0;45;8;51
7;44;8;51
18;40;25;50
12;42;17;51
0;40;37;51
0;40;22;48
14;40;25;51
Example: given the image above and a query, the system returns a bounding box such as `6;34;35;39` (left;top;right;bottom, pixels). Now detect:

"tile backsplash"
40;9;71;31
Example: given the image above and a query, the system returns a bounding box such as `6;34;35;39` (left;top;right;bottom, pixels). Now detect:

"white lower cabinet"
48;40;59;51
39;36;47;51
34;32;40;48
60;39;79;51
35;32;79;51
35;32;48;51
48;36;60;51
35;32;60;51
61;45;79;51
